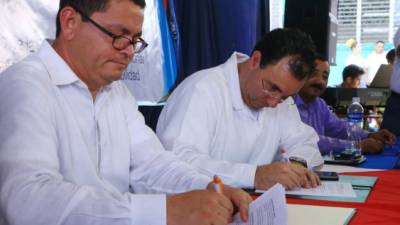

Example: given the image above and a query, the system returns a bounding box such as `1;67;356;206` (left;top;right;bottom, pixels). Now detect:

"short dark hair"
386;49;396;64
342;64;364;81
252;28;317;80
315;53;328;62
376;40;385;45
56;0;146;37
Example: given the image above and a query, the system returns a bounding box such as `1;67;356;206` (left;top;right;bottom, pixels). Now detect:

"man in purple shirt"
294;55;396;155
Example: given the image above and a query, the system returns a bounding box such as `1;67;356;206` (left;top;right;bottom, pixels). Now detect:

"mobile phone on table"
316;171;339;181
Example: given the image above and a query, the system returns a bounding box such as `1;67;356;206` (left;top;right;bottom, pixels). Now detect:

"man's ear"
249;50;262;70
58;6;80;41
344;77;351;85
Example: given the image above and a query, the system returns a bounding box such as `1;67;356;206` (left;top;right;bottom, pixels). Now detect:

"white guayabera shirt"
0;41;210;225
157;52;324;188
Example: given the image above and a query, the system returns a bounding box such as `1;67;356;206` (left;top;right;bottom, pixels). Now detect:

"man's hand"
206;184;252;223
166;185;251;225
290;162;320;189
361;138;384;154
255;162;308;190
369;129;396;145
167;190;234;225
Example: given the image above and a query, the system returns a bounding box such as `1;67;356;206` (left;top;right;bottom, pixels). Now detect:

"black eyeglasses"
261;79;284;103
71;5;148;53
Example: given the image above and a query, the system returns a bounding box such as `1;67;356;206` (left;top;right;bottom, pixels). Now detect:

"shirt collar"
36;40;80;86
222;52;250;110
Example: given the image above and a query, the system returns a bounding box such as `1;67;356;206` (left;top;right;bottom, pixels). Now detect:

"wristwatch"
289;156;308;168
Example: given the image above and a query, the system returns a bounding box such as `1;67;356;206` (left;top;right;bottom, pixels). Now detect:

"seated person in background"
386;48;396;65
382;28;400;136
337;64;364;88
0;1;251;224
157;28;324;191
294;55;396;155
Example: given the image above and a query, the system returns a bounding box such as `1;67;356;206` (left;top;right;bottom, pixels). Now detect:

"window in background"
328;0;398;87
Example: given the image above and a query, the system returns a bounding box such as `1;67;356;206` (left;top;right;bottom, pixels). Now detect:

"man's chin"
302;92;318;102
104;70;124;82
108;61;128;71
311;88;325;97
249;102;266;110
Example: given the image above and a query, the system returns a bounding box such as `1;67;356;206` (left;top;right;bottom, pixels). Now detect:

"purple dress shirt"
294;95;369;155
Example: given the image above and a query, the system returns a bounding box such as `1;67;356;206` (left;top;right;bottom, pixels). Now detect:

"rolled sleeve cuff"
130;194;166;225
239;164;257;188
307;151;324;170
190;175;213;190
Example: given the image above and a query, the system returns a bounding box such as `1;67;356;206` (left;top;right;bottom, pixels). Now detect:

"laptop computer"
369;64;393;88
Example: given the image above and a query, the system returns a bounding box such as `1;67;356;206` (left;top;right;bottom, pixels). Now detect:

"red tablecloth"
286;170;400;225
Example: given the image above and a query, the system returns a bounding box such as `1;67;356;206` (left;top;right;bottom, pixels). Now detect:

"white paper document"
287;204;356;225
230;184;288;225
284;182;356;198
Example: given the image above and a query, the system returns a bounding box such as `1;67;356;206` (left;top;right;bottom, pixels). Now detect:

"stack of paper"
230;184;288;225
287;204;356;225
285;182;357;198
234;183;358;225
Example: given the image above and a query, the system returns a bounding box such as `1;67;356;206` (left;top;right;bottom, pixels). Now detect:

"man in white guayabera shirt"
0;1;252;225
157;28;324;192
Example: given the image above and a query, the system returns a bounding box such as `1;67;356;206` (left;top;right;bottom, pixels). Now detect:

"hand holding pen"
211;175;252;223
167;176;236;225
213;175;224;193
280;148;320;188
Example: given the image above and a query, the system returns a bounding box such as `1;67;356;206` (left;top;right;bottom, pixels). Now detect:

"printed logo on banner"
122;0;166;102
122;55;145;81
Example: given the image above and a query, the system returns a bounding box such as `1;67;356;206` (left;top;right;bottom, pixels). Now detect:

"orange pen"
213;175;224;194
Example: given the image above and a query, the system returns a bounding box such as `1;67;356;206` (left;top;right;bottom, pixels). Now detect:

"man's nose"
120;44;135;59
